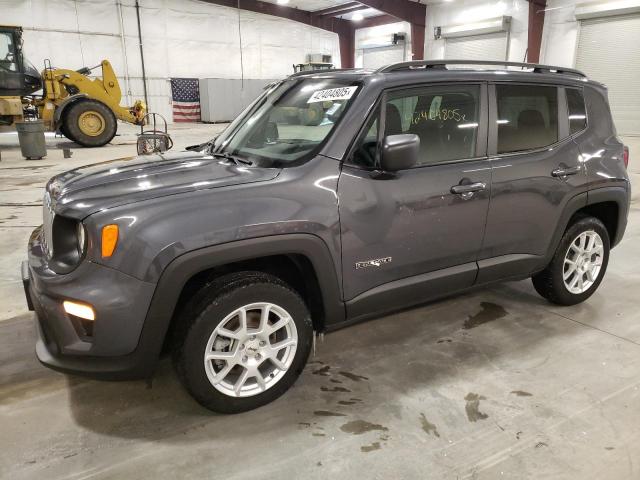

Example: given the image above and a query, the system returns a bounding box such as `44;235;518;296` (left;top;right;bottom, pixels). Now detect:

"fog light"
63;300;95;321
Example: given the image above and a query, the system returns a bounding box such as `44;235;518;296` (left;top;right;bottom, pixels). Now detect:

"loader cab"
0;26;41;97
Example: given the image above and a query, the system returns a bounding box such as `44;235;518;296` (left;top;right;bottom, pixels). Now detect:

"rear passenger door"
478;83;587;282
338;83;491;316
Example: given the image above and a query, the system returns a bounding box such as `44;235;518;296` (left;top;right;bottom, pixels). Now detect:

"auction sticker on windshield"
307;86;358;104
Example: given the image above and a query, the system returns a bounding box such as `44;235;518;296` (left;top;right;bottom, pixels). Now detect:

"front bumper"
24;227;159;380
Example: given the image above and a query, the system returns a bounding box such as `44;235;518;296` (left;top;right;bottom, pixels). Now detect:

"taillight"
623;146;629;169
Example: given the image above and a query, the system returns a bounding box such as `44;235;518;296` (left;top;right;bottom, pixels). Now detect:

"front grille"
42;191;55;258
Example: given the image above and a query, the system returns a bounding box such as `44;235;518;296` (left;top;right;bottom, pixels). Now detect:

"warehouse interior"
1;0;639;478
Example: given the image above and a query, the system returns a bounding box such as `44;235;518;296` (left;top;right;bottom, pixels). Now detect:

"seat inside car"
385;103;403;136
498;108;554;152
409;93;477;164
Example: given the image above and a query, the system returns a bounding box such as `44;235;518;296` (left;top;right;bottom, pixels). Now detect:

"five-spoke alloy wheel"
173;272;313;413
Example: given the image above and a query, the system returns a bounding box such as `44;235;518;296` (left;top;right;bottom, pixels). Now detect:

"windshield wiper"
185;140;212;152
211;151;253;166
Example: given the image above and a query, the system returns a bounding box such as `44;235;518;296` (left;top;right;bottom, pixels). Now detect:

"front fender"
53;94;88;126
133;234;346;368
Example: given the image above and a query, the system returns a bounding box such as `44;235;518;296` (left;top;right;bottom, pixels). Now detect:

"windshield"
214;78;360;167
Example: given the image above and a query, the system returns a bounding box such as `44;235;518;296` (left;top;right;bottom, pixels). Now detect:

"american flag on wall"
170;78;201;122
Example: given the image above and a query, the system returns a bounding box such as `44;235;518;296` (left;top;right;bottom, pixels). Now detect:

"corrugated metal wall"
575;14;640;135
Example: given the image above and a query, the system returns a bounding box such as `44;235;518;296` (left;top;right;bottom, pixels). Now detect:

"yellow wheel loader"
0;25;146;147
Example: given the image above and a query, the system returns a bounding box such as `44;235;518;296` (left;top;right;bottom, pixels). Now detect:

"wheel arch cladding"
139;234;345;361
585;187;629;248
573;201;618;242
545;186;627;266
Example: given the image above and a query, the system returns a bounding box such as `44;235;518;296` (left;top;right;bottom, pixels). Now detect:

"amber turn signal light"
101;224;119;257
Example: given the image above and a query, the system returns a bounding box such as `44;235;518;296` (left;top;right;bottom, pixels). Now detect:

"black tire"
58;109;78;143
63;99;117;147
532;215;610;306
173;271;313;414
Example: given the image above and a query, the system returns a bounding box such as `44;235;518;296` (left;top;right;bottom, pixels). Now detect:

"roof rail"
376;60;587;78
288;68;361;78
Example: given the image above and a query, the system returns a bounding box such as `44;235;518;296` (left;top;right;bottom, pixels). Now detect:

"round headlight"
77;222;86;255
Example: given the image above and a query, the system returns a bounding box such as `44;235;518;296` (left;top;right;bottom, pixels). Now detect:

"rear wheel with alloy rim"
532;215;610;306
173;272;313;413
562;230;604;294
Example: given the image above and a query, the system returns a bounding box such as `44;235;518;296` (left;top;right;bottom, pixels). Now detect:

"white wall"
354;21;412;68
541;0;640;66
540;0;582;66
0;0;340;122
425;0;529;62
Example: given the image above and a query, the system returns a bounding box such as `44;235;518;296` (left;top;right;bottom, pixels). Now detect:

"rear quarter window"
566;88;587;135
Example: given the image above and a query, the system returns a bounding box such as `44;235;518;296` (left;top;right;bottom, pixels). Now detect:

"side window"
350;108;379;168
0;32;17;72
566;88;587;135
496;85;558;154
385;85;480;166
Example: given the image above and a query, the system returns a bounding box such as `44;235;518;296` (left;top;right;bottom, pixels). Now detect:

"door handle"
551;165;581;177
450;182;486;195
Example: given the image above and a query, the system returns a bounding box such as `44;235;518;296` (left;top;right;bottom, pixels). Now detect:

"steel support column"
411;22;425;60
527;0;547;63
337;24;356;69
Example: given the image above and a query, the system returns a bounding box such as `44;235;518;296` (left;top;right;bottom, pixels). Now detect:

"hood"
47;150;281;218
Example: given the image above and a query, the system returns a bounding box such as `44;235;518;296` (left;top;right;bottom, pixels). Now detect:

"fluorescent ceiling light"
351;12;364;21
277;0;289;4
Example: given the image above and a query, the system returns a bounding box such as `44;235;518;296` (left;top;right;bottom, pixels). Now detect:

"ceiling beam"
356;14;399;29
198;0;356;68
313;2;366;17
200;0;310;25
197;0;351;40
356;0;426;25
324;5;370;18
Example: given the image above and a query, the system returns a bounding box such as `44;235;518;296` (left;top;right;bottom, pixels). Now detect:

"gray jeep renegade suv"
23;60;631;413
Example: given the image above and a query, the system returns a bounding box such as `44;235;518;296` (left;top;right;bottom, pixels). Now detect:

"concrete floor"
1;125;639;479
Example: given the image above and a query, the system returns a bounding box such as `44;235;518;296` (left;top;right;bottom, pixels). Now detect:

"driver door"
338;83;491;319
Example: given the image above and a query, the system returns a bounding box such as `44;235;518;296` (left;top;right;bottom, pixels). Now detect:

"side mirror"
380;134;420;172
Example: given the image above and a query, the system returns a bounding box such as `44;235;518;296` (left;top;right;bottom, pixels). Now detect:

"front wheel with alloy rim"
532;215;610;306
173;272;313;413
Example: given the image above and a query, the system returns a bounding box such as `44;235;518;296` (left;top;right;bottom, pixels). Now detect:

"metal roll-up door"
362;44;406;69
444;32;508;61
575;14;640;135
